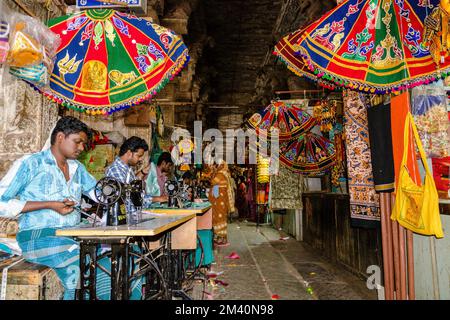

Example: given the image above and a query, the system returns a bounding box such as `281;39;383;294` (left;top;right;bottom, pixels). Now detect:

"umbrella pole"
398;224;408;300
385;193;395;300
380;193;393;300
391;194;401;299
406;229;415;300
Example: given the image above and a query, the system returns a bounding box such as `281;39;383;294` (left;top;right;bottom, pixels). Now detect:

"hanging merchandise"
0;2;10;64
367;100;396;193
330;122;346;190
10;63;49;88
274;0;450;94
6;12;60;89
343;90;380;228
247;100;316;141
273;26;340;91
156;105;165;137
269;165;304;210
391;91;421;188
392;113;444;238
150;123;162;164
313;99;336;133
432;156;450;196
279;131;336;175
411;85;449;158
257;154;270;183
7;13;59;68
149;105;157;124
33;9;189;115
423;0;450;65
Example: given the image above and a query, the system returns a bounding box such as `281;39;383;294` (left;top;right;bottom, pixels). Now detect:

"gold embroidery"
108;70;137;86
81;60;107;91
105;20;116;46
57;51;82;80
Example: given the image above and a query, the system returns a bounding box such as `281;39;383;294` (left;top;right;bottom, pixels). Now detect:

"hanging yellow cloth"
391;113;444;238
424;0;450;64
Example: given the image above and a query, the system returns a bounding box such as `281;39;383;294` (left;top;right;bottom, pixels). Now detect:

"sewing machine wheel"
94;177;122;206
165;180;179;195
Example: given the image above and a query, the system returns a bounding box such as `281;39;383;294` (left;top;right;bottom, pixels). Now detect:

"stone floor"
203;221;378;300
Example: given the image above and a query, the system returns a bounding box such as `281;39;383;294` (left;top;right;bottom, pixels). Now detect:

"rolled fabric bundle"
0;217;19;236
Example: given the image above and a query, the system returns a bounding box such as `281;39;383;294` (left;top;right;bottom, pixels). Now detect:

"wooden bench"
0;255;64;300
0;218;64;300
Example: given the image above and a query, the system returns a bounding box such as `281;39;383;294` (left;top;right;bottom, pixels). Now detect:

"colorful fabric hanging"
367;100;395;193
391;91;421;188
39;9;189;115
269;165;304;210
275;0;450;94
343;90;380;228
313;99;336;133
247;100;316;141
411;85;449;158
330;122;346;189
423;0;450;65
279;131;336;175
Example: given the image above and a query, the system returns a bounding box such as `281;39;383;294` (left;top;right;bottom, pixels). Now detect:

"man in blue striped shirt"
105;136;167;219
0;116;142;299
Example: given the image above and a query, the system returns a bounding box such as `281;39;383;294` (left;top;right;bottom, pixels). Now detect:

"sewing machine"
94;177;145;226
165;180;194;208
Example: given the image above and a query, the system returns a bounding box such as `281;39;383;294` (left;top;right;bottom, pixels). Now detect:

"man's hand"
51;199;76;215
136;163;151;179
141;163;150;175
152;195;168;203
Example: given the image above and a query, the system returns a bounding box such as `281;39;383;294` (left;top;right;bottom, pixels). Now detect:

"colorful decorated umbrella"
274;0;450;94
41;9;189;115
273;27;339;91
279;132;336;175
247;100;316;141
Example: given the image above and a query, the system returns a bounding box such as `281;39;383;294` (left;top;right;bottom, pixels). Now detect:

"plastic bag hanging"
0;1;11;65
411;85;449;158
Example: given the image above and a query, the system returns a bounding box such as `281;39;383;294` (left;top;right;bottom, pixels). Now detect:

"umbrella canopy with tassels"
274;0;449;94
41;9;189;115
279;132;336;175
247;100;316;141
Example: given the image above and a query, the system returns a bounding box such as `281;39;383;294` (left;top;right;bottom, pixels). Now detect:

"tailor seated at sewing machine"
155;171;211;209
0;116;144;300
101;136;168;224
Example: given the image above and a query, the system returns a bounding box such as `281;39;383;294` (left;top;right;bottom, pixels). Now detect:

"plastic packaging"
9;62;48;88
7;13;43;67
0;2;11;64
6;11;60;88
411;85;450;158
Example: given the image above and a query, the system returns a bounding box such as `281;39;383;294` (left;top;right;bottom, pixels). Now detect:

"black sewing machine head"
165;180;179;208
94;177;145;226
94;177;125;226
126;179;145;207
195;185;207;200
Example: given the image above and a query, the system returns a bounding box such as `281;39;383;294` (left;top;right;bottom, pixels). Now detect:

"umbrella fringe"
27;49;190;115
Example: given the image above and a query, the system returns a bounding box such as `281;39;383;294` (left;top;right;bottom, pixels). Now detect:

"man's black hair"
119;136;149;156
157;152;173;166
182;171;193;180
50;116;91;145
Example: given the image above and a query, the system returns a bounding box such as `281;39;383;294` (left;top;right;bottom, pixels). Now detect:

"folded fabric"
0;238;22;256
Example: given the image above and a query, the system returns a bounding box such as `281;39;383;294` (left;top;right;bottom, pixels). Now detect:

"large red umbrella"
41;9;189;115
274;0;449;94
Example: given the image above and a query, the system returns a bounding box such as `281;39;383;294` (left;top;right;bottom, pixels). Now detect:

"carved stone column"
0;1;65;177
